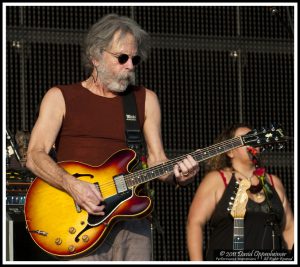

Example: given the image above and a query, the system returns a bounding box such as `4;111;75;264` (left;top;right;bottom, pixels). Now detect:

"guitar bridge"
113;174;128;193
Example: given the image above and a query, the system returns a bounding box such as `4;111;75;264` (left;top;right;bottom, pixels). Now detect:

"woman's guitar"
24;126;288;259
229;179;251;251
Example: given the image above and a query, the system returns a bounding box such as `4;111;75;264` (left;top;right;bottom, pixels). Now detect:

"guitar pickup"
113;174;128;193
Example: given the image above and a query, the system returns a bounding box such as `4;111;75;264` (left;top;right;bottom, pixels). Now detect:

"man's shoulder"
129;84;146;92
55;82;81;91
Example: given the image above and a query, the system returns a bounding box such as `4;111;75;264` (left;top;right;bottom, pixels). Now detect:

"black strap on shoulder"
122;86;145;168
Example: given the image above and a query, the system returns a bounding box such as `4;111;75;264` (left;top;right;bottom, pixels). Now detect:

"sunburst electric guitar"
24;126;287;259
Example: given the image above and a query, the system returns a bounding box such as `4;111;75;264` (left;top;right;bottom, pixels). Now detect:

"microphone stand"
6;129;22;165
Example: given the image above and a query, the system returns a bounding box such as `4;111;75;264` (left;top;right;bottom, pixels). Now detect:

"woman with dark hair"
187;123;294;261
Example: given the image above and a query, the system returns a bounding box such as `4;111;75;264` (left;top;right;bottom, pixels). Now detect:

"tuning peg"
256;139;261;145
262;144;270;151
227;207;232;211
276;143;284;150
268;145;274;151
260;127;266;133
252;128;258;135
271;122;280;131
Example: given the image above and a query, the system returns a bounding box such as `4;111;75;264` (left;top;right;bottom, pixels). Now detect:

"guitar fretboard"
233;218;244;250
125;136;243;188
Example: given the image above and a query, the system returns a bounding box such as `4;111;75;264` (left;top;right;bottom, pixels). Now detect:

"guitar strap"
122;86;164;260
122;86;147;171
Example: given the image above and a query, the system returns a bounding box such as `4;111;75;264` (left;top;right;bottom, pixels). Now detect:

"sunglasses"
104;50;141;66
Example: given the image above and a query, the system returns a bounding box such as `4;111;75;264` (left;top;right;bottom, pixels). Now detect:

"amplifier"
6;213;56;261
6;179;31;214
6;174;33;204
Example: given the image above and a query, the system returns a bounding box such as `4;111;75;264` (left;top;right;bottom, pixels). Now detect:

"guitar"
229;179;251;251
24;126;288;259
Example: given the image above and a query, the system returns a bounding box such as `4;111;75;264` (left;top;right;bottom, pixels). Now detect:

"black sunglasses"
104;50;141;66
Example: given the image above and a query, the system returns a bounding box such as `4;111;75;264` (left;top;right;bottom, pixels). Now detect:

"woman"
186;123;294;260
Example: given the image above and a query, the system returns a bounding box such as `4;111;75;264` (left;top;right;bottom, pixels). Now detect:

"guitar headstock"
230;179;251;219
241;125;289;150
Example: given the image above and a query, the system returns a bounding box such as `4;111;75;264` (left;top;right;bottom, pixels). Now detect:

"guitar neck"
125;136;243;188
233;218;244;250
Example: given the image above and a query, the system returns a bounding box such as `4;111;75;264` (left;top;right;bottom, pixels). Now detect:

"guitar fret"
233;218;244;250
125;137;244;187
193;139;242;162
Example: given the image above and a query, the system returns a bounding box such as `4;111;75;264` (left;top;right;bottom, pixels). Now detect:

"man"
26;14;199;261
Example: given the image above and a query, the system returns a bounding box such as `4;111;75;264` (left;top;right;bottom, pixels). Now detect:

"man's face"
96;31;138;92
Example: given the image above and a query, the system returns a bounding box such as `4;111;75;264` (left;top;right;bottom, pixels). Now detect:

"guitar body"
24;149;153;259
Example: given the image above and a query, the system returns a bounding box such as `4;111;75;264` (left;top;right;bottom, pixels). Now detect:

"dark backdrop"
6;5;294;261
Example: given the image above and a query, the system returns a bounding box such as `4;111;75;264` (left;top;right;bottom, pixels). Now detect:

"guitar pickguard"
88;189;133;226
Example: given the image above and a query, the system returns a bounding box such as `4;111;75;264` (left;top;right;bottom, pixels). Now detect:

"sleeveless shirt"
55;82;146;165
205;173;284;260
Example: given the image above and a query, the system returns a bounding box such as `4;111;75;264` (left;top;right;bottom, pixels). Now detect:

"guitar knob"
69;227;76;234
55;238;62;245
68;245;76;253
82;235;89;242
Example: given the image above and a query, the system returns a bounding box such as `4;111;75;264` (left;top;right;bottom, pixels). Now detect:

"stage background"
6;5;294;261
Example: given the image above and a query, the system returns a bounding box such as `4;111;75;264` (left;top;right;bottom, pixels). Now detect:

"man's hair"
205;122;253;172
82;13;150;71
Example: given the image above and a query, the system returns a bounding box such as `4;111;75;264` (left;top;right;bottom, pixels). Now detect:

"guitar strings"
97;130;275;193
98;137;245;193
96;137;244;194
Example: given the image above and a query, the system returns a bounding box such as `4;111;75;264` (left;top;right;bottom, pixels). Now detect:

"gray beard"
96;64;135;93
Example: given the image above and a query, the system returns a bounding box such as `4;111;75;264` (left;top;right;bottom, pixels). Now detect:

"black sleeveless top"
205;173;284;260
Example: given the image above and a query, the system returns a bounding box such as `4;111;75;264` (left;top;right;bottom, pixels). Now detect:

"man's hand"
63;177;106;215
173;155;199;186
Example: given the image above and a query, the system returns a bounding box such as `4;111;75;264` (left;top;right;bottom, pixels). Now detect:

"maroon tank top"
55;82;146;165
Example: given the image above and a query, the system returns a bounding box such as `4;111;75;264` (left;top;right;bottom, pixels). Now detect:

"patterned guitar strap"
121;86;152;196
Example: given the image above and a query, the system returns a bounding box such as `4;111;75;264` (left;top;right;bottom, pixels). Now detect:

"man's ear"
227;150;233;159
92;58;99;67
